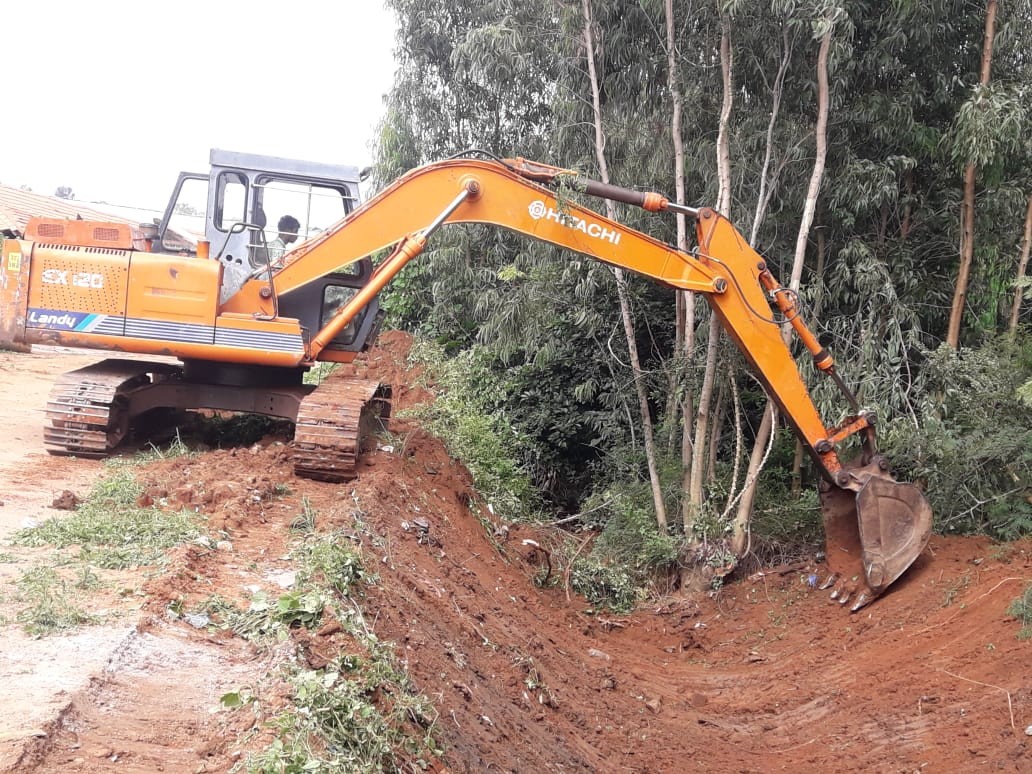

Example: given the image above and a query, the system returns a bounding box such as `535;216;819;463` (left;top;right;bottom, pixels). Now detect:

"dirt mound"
10;334;1031;772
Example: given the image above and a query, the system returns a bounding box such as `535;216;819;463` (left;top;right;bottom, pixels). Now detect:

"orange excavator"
0;149;931;609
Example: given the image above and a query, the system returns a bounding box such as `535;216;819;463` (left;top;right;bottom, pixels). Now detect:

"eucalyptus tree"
579;0;669;528
1009;194;1032;334
947;0;999;348
371;0;1032;558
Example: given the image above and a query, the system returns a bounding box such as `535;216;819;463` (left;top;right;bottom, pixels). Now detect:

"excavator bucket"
819;465;932;607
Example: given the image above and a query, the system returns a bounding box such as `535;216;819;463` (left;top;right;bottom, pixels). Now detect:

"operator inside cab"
268;215;300;264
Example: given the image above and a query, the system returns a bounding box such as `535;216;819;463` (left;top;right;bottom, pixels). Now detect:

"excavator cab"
155;149;381;356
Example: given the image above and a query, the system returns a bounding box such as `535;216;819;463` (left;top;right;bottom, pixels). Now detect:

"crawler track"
293;378;392;482
43;359;174;457
44;360;392;481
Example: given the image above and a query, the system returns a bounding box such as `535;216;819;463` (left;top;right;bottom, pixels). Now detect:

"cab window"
321;285;361;344
215;172;248;231
255;178;358;273
161;176;207;253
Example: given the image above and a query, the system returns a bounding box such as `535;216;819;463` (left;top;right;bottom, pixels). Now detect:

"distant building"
0;185;197;249
0;185;151;236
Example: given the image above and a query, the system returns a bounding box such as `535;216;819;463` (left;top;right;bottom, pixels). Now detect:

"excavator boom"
0;153;931;607
246;154;930;606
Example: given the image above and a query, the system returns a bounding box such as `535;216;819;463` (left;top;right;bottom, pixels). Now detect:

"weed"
12;468;200;568
220;687;257;709
292;532;365;596
1007;584;1032;640
15;566;95;636
136;430;193;462
988;543;1016;563
207;523;441;770
291;499;317;536
245;659;439;773
0;552;18;564
199;590;330;642
74;565;101;590
303;361;338;385
290;496;318;533
570;557;637;613
941;574;972;607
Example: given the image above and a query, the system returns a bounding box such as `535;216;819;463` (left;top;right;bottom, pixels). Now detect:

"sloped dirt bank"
2;334;1030;772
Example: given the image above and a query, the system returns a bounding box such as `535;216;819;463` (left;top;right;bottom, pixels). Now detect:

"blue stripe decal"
73;314;98;332
26;308;300;353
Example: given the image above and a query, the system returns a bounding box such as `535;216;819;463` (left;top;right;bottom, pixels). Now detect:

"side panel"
124;253;221;345
213;312;306;357
0;239;31;345
25;245;129;336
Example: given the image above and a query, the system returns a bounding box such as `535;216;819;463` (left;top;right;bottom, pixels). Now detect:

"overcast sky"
1;0;398;211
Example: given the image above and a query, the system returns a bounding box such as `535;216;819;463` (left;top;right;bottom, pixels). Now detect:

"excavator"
0;149;931;610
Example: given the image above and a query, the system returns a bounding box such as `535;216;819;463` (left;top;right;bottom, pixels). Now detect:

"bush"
590;487;678;573
407;340;540;521
881;341;1032;539
1007;584;1032;640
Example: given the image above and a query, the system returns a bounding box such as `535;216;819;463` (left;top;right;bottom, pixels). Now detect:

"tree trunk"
1008;194;1032;335
581;0;667;530
715;13;733;217
664;0;691;452
750;25;792;246
707;378;727;484
730;405;776;555
732;25;835;548
685;11;732;524
790;439;804;498
946;0;998;349
948;163;978;348
788;29;832;293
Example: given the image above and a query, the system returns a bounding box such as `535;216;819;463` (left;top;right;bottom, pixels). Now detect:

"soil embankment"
0;336;1028;772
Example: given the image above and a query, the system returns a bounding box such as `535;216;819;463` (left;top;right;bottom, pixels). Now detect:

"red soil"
3;334;1029;772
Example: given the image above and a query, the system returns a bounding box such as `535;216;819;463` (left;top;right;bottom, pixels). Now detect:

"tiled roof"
0;186;139;235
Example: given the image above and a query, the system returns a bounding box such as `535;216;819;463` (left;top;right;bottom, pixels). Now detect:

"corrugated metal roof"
0;185;139;235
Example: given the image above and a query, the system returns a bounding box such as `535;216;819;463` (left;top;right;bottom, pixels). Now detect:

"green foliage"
569;557;639;614
590;487;679;573
291;532;366;597
951;84;1028;172
199;590;329;641
15;566;95;636
202;533;367;642
557;484;678;612
373;0;1032;577
1007;584;1032;640
208;500;440;772
245;652;440;774
13;468;200;568
749;489;822;553
304;361;338;385
882;341;1032;538
407;340;540;521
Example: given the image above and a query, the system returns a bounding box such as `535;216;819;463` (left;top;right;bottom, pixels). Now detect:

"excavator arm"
225;154;932;608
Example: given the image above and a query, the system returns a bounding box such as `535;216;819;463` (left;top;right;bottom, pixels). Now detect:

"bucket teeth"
850;593;870;612
816;460;933;611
